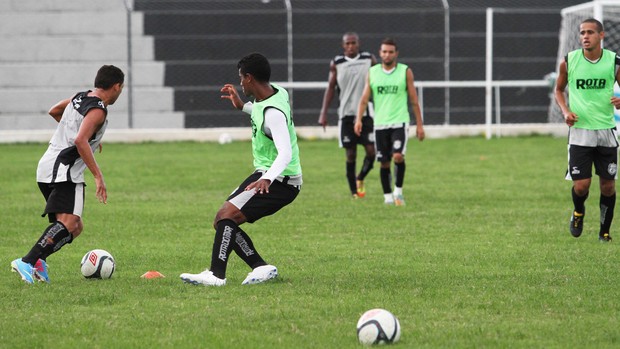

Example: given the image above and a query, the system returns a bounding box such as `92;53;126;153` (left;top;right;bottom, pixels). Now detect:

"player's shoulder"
71;91;107;116
359;51;374;60
333;54;347;65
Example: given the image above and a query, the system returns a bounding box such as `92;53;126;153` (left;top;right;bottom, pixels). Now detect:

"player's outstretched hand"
221;84;245;110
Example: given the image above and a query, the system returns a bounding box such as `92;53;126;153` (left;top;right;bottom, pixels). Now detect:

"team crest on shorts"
608;163;618;176
393;140;402;150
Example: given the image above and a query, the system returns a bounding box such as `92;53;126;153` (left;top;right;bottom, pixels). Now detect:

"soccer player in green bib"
181;53;302;286
354;38;425;205
555;18;620;242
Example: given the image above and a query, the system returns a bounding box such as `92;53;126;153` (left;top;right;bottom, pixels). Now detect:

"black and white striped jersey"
333;51;374;119
36;91;108;184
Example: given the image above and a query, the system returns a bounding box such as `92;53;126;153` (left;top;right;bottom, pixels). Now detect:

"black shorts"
374;126;408;163
339;115;374;148
227;172;300;223
38;181;85;223
566;144;618;180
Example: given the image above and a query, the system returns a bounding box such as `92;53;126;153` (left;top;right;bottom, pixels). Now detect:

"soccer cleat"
384;200;395;205
34;259;50;283
570;210;584;237
599;233;612;242
356;180;366;198
394;194;406;206
11;258;36;284
180;269;226;286
242;265;278;285
352;194;359;199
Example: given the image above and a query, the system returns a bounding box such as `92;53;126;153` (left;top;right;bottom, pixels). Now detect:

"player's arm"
406;68;425;141
245;108;292;194
354;74;371;136
612;57;620;110
48;99;70;123
220;84;245;110
318;61;337;131
75;108;107;204
554;60;577;126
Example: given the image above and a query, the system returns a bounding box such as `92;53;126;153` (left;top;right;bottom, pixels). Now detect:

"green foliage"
1;137;619;348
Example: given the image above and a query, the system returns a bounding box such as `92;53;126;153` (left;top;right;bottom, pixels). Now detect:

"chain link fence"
127;0;584;128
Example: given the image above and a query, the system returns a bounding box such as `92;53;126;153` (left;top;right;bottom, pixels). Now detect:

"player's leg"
391;127;408;206
356;116;376;197
598;178;615;242
567;145;593;237
375;129;394;204
594;145;617;242
235;180;299;284
341;116;359;197
346;147;358;197
12;182;82;283
180;173;259;286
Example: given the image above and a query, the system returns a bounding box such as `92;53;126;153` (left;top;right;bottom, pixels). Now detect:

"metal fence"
118;0;581;133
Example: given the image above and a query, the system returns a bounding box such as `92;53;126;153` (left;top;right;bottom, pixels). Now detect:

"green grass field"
1;136;619;348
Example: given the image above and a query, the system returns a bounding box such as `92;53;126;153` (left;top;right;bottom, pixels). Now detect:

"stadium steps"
0;0;184;131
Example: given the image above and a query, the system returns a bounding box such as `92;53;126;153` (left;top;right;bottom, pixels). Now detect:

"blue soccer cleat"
11;258;36;284
34;259;50;283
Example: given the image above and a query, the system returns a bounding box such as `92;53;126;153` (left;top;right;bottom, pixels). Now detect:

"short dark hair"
342;31;359;42
94;65;124;89
582;18;604;32
381;37;398;51
238;53;271;82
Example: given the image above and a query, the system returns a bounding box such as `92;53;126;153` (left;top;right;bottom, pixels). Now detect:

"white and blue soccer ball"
356;308;401;345
80;249;115;279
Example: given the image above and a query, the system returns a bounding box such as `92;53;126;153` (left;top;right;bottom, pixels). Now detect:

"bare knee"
573;179;591;196
213;202;246;229
57;215;83;238
600;179;616;197
393;153;404;163
345;148;357;163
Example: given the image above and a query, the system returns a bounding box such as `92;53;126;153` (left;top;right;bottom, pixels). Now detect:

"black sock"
210;219;237;279
233;228;267;270
22;221;73;266
394;161;406;188
600;193;616;236
357;156;374;181
346;161;357;194
572;187;588;214
380;167;392;194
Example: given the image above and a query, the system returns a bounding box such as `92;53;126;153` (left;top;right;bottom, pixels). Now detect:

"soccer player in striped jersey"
555;18;620;242
181;53;302;286
11;65;124;283
319;32;377;198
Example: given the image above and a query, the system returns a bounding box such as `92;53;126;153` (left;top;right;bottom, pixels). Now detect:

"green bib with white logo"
369;63;410;126
567;49;617;129
250;84;301;176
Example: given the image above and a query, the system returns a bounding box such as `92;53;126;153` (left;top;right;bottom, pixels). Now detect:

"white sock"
384;193;394;202
394;187;403;196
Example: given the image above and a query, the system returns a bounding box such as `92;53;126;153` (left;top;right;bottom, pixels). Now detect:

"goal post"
550;0;620;123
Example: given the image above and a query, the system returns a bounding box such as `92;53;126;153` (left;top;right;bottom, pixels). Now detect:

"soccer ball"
80;249;115;279
356;308;401;345
218;132;232;144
